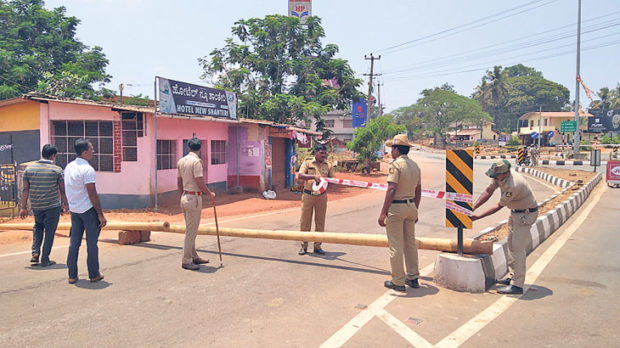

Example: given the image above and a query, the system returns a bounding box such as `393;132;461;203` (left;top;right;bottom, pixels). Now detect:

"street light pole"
573;0;582;158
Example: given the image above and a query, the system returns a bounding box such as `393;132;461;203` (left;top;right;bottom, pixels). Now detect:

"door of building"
271;137;286;190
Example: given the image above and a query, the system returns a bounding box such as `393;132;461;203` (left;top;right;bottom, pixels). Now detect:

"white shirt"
64;157;96;214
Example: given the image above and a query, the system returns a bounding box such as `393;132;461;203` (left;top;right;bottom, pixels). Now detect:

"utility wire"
373;0;559;55
384;38;620;81
383;15;620;75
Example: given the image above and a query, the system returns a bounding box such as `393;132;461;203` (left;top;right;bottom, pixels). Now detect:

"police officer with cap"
472;159;538;294
378;134;421;292
297;143;335;255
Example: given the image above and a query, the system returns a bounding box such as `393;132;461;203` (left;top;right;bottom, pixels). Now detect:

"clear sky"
44;0;620;113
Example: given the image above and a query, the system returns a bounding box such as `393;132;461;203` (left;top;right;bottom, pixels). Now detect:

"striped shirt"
23;159;63;210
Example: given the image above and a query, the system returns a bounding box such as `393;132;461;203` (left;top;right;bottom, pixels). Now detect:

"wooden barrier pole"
0;221;493;254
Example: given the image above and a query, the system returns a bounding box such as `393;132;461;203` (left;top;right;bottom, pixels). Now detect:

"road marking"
320;263;434;348
435;183;605;348
374;308;433;348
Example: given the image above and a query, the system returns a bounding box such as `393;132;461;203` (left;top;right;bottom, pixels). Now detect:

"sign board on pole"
590;149;601;167
588;109;620;133
530;132;539;139
445;149;473;229
158;77;237;119
498;134;506;147
560;120;577;132
547;130;554;138
288;0;312;24
352;99;367;128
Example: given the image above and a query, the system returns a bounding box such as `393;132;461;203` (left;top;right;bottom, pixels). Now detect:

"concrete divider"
433;168;602;293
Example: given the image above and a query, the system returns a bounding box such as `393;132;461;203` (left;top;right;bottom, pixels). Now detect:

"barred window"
121;112;144;161
157;140;177;170
211;140;226;165
51;120;114;171
324;120;335;127
343;119;353;128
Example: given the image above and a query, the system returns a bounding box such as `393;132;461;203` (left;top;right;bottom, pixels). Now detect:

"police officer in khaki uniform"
297;144;335;255
378;134;421;292
177;138;215;271
472;159;538;294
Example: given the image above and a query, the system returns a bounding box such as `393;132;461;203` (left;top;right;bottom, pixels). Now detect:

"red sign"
607;161;620;181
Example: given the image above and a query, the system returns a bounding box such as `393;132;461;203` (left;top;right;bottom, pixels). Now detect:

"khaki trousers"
299;193;328;249
181;194;202;265
385;202;419;286
507;210;538;287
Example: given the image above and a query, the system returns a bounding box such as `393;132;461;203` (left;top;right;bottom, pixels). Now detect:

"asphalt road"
0;150;617;347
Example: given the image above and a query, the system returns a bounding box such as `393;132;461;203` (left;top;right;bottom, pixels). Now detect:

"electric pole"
364;54;381;120
573;0;582;158
377;81;384;117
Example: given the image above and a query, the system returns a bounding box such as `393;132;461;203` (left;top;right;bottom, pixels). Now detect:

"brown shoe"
89;274;104;282
192;257;210;265
182;263;200;271
30;254;40;263
68;278;78;284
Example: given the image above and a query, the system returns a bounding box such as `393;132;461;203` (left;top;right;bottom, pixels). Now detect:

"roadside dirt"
0;170;388;246
478;168;597;242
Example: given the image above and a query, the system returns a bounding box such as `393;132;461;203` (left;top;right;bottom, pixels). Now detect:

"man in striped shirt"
20;144;68;267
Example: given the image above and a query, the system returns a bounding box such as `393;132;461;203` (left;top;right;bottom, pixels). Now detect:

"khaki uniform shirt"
177;152;203;192
488;170;537;210
298;158;335;191
387;154;421;200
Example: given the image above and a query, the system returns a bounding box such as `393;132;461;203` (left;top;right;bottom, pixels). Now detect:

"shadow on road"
74;280;111;290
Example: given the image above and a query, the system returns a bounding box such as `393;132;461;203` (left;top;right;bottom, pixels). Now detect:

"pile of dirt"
478;168;597;242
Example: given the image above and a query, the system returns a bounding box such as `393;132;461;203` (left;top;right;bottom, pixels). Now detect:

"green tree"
346;116;404;164
198;15;363;130
473;64;570;132
0;0;111;99
589;85;620;110
416;86;491;147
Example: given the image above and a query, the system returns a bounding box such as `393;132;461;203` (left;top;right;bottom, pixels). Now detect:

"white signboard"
289;0;311;24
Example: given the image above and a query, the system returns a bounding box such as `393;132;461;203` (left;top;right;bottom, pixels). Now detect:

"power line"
382;15;620;76
373;0;559;55
384;36;620;81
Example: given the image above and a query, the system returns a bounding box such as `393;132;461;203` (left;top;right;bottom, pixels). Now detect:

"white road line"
374;308;434;348
435;184;605;348
320;263;435;348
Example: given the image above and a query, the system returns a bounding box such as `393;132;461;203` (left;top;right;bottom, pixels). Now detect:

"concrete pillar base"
433;253;486;293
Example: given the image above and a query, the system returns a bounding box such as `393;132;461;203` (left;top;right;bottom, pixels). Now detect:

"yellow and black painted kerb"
445;149;473;229
518;147;525;164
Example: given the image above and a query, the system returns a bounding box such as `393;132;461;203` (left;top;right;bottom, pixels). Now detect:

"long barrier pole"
0;222;493;255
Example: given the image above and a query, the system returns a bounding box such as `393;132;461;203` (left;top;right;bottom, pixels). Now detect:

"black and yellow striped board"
475;145;480;154
518;147;525;164
445;149;473;229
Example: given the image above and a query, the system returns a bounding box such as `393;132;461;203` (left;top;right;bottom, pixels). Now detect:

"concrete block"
433;253;486;293
118;230;141;245
140;230;151;242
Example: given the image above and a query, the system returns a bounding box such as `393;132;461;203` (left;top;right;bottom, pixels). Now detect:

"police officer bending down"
472;160;538;295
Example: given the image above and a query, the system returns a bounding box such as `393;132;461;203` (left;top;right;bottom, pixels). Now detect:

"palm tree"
480;66;510;130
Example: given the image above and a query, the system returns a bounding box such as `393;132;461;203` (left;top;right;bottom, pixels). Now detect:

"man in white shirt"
64;138;107;284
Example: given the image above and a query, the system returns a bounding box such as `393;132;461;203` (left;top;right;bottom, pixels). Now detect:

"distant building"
447;120;499;145
307;110;354;145
517;111;593;146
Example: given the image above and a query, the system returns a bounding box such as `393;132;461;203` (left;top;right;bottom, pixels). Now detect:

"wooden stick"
211;196;223;264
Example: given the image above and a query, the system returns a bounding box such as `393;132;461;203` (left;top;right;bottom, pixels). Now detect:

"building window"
211;140;226;165
530;120;534;128
324;120;335;128
544;118;548;126
343;119;352;128
51;120;114;171
121;112;144;161
157;140;177;170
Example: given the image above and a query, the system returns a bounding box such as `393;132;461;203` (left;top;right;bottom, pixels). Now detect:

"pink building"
0;94;317;209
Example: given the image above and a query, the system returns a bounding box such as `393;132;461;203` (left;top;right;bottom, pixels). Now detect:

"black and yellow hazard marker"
517;147;525;164
475;145;480;154
445;149;473;229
